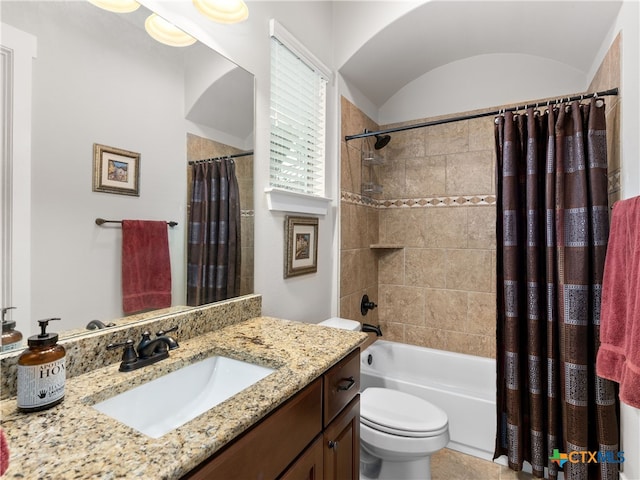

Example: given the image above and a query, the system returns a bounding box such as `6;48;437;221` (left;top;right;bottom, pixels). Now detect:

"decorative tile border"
341;191;496;208
343;169;618;208
608;169;620;194
341;191;378;207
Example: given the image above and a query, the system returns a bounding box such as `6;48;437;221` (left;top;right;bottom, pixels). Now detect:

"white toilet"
318;318;450;480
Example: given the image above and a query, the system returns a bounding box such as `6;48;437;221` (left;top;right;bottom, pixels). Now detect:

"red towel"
0;428;9;476
596;196;640;408
122;220;171;314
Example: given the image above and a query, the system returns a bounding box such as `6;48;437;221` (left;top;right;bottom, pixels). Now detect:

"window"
269;20;330;197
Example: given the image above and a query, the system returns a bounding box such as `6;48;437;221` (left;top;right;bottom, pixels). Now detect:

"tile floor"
431;449;535;480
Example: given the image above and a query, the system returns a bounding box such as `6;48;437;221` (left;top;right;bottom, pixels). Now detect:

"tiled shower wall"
340;106;381;324
340;100;496;357
340;35;620;359
589;34;621;208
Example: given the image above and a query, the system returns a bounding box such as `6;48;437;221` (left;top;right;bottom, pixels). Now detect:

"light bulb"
87;0;140;13
192;0;248;24
144;14;197;47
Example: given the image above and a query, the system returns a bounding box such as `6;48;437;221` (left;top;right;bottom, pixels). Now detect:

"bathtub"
360;340;497;461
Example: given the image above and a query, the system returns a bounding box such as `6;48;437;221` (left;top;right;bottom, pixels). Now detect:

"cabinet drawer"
323;348;360;426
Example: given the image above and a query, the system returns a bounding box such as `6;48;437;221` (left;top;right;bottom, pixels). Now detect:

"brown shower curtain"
187;159;241;305
494;98;619;480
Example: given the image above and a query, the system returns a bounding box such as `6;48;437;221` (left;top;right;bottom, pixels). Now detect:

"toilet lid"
361;388;448;437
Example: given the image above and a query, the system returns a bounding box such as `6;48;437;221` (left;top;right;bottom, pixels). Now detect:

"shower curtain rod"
188;151;254;165
344;87;618;142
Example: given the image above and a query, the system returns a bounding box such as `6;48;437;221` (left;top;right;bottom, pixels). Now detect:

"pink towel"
0;428;8;476
122;220;171;314
596;196;640;408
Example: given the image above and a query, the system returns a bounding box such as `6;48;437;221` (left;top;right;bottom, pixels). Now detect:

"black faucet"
107;327;179;372
86;319;116;330
362;323;383;336
137;327;179;358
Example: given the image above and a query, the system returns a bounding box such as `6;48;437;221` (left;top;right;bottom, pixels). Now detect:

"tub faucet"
362;323;383;336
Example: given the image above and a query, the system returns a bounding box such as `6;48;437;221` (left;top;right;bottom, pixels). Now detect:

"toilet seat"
361;387;448;438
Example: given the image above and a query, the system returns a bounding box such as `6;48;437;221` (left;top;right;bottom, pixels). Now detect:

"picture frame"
284;216;318;278
92;143;140;196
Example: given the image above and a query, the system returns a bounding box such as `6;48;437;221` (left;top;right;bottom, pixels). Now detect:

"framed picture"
284;216;318;278
92;143;140;196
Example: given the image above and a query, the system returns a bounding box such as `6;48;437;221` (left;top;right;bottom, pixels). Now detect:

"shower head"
374;134;391;150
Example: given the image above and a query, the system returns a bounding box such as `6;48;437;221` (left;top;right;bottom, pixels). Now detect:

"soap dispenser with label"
1;307;23;352
17;318;66;412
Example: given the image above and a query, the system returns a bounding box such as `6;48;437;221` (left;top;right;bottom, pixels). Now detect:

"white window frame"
266;19;332;215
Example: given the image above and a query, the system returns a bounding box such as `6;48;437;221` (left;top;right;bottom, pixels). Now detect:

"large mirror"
0;1;254;342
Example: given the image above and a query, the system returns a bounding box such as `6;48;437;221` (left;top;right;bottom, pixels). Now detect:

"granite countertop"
0;316;367;479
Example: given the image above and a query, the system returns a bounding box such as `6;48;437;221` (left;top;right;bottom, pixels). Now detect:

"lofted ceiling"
339;1;623;109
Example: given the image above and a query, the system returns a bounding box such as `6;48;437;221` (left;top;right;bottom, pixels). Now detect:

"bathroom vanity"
0;313;366;479
185;348;361;479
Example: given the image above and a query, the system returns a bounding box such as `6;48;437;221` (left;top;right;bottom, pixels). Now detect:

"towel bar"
95;218;178;228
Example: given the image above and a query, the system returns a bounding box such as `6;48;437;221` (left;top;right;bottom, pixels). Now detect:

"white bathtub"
360;340;497;461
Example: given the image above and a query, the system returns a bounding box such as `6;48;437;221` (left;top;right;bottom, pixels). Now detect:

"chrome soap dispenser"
17;318;66;412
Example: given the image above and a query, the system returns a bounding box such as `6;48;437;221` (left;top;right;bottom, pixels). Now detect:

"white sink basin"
93;356;275;438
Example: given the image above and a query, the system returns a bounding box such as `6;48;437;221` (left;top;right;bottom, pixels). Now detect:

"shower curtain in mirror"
187;159;241;306
494;98;619;480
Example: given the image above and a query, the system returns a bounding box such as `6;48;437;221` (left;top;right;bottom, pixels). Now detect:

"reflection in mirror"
0;1;254;344
186;135;254;305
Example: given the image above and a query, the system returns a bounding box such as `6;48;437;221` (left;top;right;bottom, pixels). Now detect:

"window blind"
270;29;328;197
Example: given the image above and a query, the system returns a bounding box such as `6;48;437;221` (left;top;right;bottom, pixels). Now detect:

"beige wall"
339;37;621;359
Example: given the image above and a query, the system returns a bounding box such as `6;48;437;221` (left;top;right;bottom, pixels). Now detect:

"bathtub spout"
362;323;382;336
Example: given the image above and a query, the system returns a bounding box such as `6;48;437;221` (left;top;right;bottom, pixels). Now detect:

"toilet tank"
319;317;361;331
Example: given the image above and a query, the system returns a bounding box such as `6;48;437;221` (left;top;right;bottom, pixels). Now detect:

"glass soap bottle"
17;318;66;412
1;307;23;352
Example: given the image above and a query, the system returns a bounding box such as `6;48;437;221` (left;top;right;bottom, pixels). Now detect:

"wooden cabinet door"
183;378;322;480
280;436;324;480
323;395;360;480
323;348;360;427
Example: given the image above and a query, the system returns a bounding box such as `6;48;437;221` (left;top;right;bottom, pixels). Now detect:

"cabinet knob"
328;440;339;450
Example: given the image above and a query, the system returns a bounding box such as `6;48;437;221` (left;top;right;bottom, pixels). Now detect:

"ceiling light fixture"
144;14;197;47
87;0;140;13
192;0;249;24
